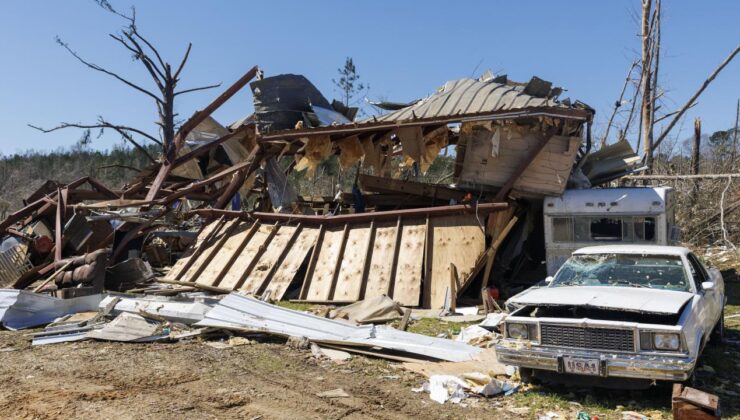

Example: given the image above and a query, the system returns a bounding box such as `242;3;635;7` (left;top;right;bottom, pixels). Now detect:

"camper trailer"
543;187;678;275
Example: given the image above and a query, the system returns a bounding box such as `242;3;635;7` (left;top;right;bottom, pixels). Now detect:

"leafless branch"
29;121;160;163
175;82;222;96
98;164;143;172
654;102;697;123
601;60;639;146
173;43;192;80
131;29;168;74
109;33;166;89
652;43;740;151
55;36;162;104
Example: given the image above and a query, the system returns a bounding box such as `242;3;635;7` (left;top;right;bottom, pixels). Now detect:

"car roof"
572;244;692;257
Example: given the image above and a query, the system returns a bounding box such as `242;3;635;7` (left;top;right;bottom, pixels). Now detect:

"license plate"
563;357;600;376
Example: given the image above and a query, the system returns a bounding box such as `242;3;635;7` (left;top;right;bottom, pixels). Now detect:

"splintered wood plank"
305;225;347;301
332;223;372;301
392;219;427;306
165;220;221;280
364;221;400;299
219;223;276;290
266;226;319;300
429;214;485;309
196;222;257;287
240;225;298;294
181;218;241;283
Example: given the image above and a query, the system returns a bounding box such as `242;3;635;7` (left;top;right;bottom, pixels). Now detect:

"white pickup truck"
496;245;725;386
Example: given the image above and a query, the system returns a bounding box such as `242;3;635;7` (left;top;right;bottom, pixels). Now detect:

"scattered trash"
479;312;506;329
316;388;351;398
428;375;469;404
311;343;352;363
455;325;497;347
538;412;561;420
621;411;647;420
205;336;251;349
577;412;592;420
454;307;479;316
330;295;404;324
86;312;164;342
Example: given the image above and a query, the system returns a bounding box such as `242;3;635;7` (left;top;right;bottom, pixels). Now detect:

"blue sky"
0;0;738;156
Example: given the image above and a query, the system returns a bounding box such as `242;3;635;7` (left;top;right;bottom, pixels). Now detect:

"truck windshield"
551;253;690;291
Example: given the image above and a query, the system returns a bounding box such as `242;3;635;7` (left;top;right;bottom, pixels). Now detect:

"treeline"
0;144;157;211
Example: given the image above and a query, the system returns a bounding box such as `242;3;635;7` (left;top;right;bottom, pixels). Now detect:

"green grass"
273;301;316;312
391;317;476;337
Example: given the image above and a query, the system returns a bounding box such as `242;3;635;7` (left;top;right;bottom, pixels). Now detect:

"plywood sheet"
393;220;426;306
332;223;372;301
305;226;347;301
458;123;581;196
180;219;240;283
240;225;298;294
364;221;399;299
263;227;319;300
164;220;220;280
196;222;255;287
429;215;485;308
219;224;275;290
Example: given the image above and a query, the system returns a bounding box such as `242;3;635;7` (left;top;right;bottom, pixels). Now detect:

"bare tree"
640;0;655;171
29;0;221;165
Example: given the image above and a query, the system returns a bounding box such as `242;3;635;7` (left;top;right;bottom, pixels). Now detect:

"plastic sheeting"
0;289;103;330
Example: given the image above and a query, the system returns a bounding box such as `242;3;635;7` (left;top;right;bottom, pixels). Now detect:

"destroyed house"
0;67;607;311
168;72;596;309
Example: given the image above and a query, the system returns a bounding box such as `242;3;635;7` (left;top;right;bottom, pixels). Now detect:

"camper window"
551;216;657;243
552;217;574;242
589;217;622;241
634;217;656;241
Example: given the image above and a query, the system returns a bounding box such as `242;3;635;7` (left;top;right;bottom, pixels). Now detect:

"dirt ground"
0;331;515;420
0;281;738;419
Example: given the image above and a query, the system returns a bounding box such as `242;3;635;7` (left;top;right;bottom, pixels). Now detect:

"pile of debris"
0;65;628;310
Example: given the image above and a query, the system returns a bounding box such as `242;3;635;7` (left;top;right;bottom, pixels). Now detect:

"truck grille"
540;325;634;352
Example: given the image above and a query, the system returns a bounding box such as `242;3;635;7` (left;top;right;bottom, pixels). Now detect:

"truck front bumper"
495;341;695;382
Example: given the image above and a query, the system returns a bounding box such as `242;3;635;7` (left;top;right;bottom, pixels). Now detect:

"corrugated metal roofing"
368;77;571;124
196;293;482;362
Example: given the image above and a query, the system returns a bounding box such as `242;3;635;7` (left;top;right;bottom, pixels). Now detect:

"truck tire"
711;306;725;344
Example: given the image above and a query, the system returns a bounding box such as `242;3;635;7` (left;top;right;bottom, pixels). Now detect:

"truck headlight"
653;333;680;351
507;323;529;339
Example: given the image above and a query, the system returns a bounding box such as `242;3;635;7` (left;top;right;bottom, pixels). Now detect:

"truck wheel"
519;368;534;383
711;306;725;344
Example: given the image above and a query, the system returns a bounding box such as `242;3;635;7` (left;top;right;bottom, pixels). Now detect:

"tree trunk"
732;98;739;170
691;117;701;204
161;68;176;162
640;0;654;173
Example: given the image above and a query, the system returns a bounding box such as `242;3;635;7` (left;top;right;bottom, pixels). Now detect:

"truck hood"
508;286;693;315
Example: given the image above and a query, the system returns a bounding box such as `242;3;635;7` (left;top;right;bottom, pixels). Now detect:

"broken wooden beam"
145;65;260;202
359;174;468;202
191;202;508;225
